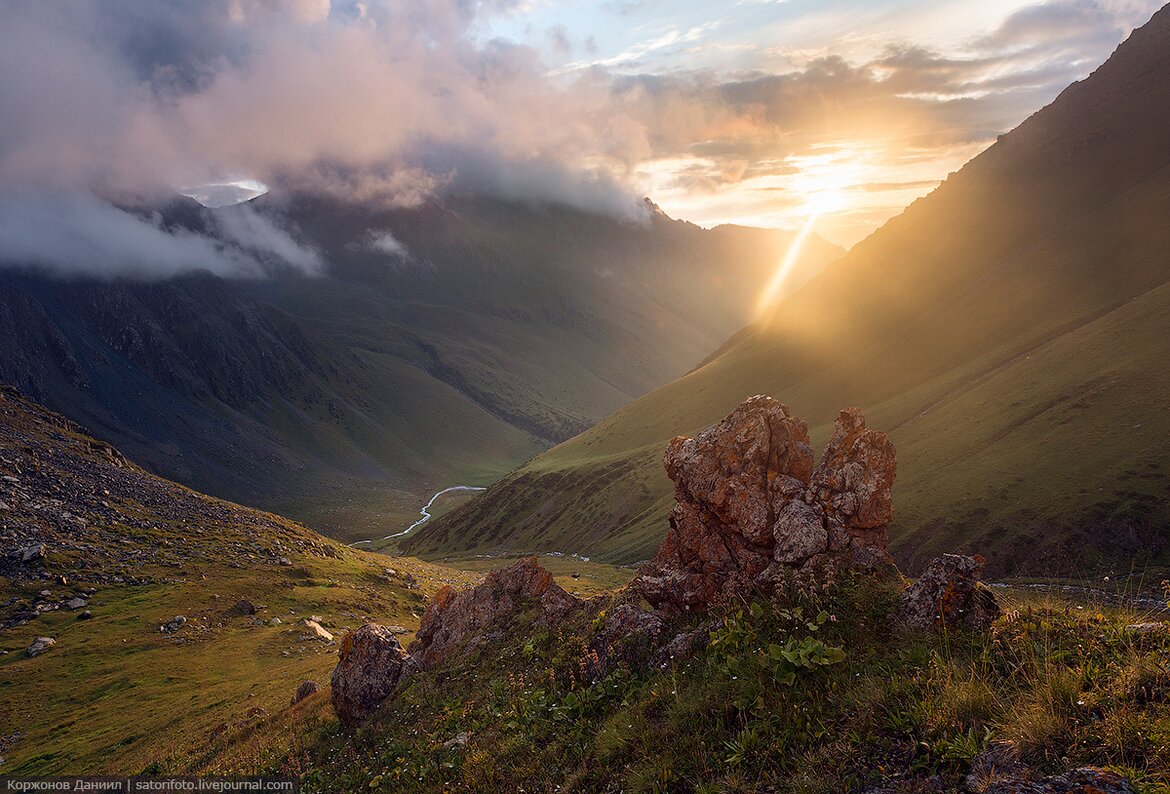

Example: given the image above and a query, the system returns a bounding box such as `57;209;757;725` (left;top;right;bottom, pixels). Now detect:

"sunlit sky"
0;0;1164;263
480;0;1162;245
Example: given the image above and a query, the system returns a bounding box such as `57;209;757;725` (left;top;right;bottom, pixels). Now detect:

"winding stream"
350;485;487;547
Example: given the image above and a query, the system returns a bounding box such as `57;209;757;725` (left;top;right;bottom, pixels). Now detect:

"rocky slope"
414;4;1170;575
0;384;477;774
0;197;841;543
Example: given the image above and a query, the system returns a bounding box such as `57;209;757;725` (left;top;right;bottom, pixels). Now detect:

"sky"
0;0;1162;278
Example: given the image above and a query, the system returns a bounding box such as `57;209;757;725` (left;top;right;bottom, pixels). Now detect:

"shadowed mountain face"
413;4;1170;576
0;198;841;541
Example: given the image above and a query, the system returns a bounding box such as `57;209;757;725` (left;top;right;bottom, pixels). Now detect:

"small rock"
160;615;187;633
984;768;1136;793
442;732;471;750
27;637;56;657
291;680;320;705
267;617;282;627
385;625;409;635
278;557;292;566
235;599;257;615
303;619;333;642
77;610;93;620
64;598;87;610
17;544;45;563
1125;622;1164;635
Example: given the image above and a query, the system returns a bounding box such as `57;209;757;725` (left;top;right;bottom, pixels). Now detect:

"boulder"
27;636;55;657
331;623;417;726
897;554;1000;631
408;556;579;670
235;599;257;615
64;597;87;610
635;397;896;614
984;768;1135;794
290;679;321;705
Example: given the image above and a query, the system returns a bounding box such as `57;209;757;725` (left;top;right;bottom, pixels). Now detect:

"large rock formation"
408;556;579;670
331;624;418;726
635;397;897;614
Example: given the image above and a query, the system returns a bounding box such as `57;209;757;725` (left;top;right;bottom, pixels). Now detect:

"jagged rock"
290;679;320;705
408;557;579;670
812;408;897;565
64;597;87;610
635;397;896;614
27;637;55;657
77;610;93;620
236;599;257;615
898;554;999;631
331;623;417;726
983;768;1136;793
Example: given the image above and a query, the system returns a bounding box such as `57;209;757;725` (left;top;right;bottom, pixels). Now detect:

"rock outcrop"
329;396;999;727
409;556;578;670
635;397;897;614
898;554;1000;631
331;624;418;727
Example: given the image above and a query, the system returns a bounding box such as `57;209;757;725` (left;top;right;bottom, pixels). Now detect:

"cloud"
364;230;409;258
0;0;1161;270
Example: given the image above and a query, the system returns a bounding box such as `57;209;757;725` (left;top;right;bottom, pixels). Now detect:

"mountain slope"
0;383;479;774
0;200;841;541
411;4;1170;575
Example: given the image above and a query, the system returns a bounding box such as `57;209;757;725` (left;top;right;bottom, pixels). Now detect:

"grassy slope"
284;573;1170;793
411;7;1170;575
0;386;479;774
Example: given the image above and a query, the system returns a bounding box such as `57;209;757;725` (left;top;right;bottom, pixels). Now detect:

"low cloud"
0;190;320;279
0;0;1161;270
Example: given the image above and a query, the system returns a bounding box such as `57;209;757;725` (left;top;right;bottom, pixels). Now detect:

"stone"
27;637;55;657
290;679;320;705
64;598;87;610
278;557;292;566
303;619;333;642
160;615;187;633
331;623;417;726
235;599;257;615
898;554;1000;631
408;557;579;670
634;397;896;614
983;768;1136;794
585;604;666;680
15;544;45;563
442;731;471;750
77;610;93;620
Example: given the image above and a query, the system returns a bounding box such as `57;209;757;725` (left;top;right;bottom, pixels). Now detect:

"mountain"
0;383;478;774
0;198;841;542
410;4;1170;576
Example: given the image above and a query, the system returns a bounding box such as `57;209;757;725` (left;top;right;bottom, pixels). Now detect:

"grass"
279;573;1170;793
